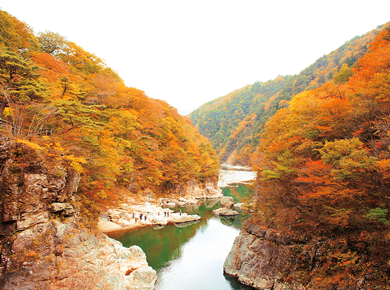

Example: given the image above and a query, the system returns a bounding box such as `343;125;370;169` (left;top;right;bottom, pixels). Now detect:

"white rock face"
218;165;256;188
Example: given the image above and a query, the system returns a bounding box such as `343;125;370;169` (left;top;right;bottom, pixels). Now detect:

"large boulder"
221;196;235;209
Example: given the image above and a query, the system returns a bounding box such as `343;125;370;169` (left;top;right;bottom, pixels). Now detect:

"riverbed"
108;184;255;290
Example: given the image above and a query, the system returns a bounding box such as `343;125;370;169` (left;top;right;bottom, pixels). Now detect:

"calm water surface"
108;184;254;290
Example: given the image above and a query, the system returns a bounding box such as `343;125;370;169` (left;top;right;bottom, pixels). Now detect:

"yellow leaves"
16;138;44;151
63;154;86;173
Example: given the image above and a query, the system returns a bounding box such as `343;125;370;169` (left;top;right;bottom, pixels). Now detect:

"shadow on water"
107;185;255;290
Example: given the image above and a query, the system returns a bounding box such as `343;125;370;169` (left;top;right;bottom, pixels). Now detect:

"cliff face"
223;223;374;290
223;224;303;290
0;135;157;289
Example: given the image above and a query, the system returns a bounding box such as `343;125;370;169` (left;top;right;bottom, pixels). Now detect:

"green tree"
0;49;47;119
334;63;354;84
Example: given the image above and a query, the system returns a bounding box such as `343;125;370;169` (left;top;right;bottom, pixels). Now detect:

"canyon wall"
0;135;156;289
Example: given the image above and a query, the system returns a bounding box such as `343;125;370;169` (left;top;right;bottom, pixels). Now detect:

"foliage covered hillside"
253;27;390;288
0;10;219;221
189;23;390;165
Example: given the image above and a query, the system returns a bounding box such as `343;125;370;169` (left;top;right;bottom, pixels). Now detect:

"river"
108;183;255;290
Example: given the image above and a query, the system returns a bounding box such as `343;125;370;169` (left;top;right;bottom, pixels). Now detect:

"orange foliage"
253;27;390;287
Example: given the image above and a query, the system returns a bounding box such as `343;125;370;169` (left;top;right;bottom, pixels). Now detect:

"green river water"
108;184;255;290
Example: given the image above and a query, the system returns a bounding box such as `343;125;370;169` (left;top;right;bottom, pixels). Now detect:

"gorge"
1;7;390;290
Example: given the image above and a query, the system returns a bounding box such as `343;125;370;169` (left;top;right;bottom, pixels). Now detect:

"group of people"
132;213;147;223
130;209;185;223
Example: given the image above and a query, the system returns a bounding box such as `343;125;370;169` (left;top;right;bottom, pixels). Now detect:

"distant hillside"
189;22;390;165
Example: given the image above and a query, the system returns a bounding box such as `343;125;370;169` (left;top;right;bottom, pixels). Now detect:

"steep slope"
189;22;390;165
225;26;390;289
0;10;219;289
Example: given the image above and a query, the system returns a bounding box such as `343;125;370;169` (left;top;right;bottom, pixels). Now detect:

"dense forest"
250;27;390;288
0;10;219;222
189;23;390;165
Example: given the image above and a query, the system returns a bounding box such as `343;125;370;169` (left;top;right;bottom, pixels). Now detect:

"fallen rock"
221;196;235;209
213;208;239;216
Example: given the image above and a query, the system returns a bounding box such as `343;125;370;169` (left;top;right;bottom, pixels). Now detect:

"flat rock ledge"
99;201;201;233
213;208;239;216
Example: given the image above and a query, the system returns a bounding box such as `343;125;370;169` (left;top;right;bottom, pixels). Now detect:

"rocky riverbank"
99;164;257;233
98;198;203;233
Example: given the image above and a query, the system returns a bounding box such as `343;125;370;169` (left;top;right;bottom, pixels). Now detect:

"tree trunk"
0;100;7;119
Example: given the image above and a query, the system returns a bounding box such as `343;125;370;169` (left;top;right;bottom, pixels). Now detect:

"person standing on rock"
144;215;147;221
180;210;181;216
140;213;143;220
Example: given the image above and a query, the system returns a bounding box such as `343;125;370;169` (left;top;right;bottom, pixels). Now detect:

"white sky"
1;1;390;115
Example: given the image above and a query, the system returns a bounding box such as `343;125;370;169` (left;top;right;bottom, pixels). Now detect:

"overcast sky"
2;1;390;115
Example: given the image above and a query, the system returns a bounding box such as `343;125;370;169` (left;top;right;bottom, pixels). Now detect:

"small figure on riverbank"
144;215;147;221
164;212;166;217
180;210;182;216
140;213;143;220
133;213;135;219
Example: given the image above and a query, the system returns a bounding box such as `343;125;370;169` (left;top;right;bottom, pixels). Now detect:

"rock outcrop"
171;179;223;199
0;135;157;289
225;222;382;290
223;223;307;290
1;221;156;290
213;196;239;217
221;196;235;209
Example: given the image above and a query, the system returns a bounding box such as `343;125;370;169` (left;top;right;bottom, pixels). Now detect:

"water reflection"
107;185;255;290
